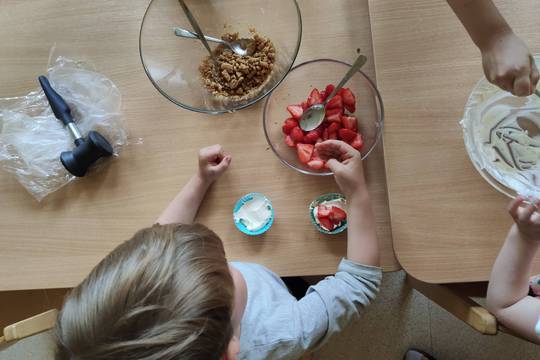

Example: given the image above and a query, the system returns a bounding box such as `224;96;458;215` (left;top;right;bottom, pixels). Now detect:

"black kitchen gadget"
38;76;113;177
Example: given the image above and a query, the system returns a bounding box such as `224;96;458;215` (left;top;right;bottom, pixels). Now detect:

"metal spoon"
174;27;255;57
300;55;368;131
177;0;219;68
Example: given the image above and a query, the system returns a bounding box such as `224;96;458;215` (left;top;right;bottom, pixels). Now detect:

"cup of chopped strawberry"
309;193;347;234
282;85;363;171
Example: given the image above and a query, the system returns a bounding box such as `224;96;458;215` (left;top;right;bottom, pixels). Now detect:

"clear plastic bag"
0;55;127;201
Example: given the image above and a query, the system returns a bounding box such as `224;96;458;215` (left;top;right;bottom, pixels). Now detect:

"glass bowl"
309;193;348;235
139;0;302;114
263;59;384;175
461;56;540;199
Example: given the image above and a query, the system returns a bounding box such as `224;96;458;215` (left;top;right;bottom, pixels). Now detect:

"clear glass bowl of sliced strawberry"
263;59;383;175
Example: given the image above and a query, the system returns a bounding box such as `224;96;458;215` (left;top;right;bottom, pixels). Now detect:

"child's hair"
54;223;234;360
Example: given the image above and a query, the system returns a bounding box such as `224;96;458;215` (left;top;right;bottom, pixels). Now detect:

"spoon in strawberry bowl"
299;54;367;131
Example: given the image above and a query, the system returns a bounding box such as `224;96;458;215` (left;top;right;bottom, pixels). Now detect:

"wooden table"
369;0;540;284
0;0;397;292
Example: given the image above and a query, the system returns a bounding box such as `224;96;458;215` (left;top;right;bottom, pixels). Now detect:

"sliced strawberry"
317;204;331;217
327;122;341;136
328;132;337;140
344;103;355;113
307;88;323;107
285;135;295;147
290;126;304;143
341;115;358;131
339;88;356;113
307;159;324;170
297;143;314;164
287;105;303;120
319;217;335;231
312;126;323;137
282;118;298;134
329;206;347;223
325;108;343;123
320;90;327;101
322;128;329;141
338;128;357;142
304;130;320;144
325;84;335;97
325;95;343;110
301;101;308;111
351;133;364;150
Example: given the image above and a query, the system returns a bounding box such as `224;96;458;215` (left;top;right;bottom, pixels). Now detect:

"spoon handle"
174;27;225;45
325;55;368;104
177;0;218;65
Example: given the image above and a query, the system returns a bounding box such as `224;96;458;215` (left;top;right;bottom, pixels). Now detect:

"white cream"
234;194;272;231
313;198;347;230
462;80;540;198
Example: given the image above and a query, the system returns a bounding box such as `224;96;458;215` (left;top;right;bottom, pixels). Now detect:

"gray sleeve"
293;258;382;352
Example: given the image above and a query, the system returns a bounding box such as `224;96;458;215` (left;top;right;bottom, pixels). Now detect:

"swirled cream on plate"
462;82;540;198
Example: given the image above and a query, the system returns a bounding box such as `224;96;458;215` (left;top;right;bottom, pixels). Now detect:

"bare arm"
345;191;379;267
447;0;539;96
447;0;509;49
156;144;231;225
316;140;379;266
486;198;540;343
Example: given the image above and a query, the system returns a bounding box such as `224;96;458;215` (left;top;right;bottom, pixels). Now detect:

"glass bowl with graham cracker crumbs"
140;0;302;114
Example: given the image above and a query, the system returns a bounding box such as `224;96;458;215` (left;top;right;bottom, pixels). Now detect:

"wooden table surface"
369;0;540;283
0;0;397;291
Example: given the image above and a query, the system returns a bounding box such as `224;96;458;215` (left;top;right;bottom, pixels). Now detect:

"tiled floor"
1;271;539;360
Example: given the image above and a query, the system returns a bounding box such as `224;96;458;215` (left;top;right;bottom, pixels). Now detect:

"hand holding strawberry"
315;140;367;200
198;144;232;184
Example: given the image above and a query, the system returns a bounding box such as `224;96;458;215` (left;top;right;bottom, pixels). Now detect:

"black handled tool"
38;75;113;177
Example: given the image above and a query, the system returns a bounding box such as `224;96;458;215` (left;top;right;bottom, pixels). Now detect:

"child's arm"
486;197;540;343
447;0;539;96
156;144;231;225
271;141;380;356
316;140;379;266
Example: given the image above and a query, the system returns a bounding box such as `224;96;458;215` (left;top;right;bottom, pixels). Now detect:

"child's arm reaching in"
269;140;381;357
486;197;540;343
156;144;231;225
316;140;379;266
447;0;539;96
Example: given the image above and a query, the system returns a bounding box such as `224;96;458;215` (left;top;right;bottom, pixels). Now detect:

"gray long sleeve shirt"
231;259;382;360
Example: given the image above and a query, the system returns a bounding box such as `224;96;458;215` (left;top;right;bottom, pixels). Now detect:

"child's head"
55;223;234;360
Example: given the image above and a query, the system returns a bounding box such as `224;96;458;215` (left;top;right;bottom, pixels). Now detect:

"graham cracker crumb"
199;31;276;100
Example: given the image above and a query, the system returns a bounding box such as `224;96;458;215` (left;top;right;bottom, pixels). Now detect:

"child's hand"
529;274;540;296
508;196;540;241
481;32;539;97
315;140;366;199
197;144;232;184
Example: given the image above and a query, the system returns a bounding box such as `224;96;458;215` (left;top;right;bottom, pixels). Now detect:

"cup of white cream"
233;193;274;235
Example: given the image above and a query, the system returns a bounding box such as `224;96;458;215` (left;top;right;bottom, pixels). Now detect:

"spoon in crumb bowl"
174;27;255;57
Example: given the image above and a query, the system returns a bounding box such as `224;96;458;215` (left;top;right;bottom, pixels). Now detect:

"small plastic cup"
233;193;274;236
309;193;348;235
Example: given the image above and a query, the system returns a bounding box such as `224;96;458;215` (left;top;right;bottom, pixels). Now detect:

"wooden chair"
0;309;57;345
406;274;535;342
